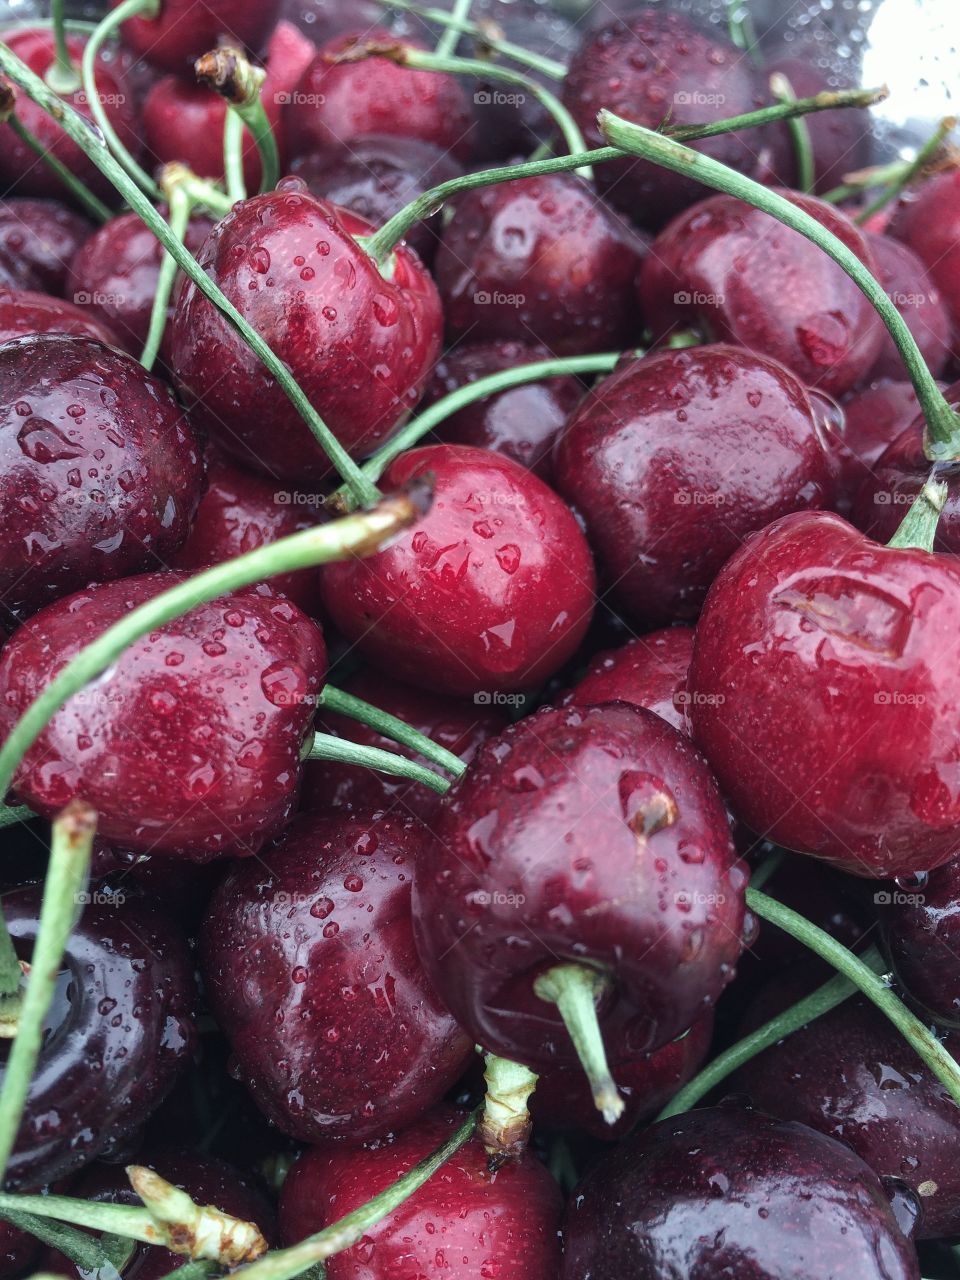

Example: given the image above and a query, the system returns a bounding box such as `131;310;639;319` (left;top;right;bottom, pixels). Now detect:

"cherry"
561;1104;920;1279
836;380;938;514
412;702;747;1071
421;340;582;481
281;0;383;43
0;1221;38;1279
562;9;766;228
434;173;646;356
732;986;960;1240
688;509;960;879
320;444;596;696
553;345;836;628
762;58;872;195
170;182;442;484
865;232;951;381
301;667;506;825
883;856;960;1028
285;29;474;165
0;289;121;346
112;0;282;74
0;884;196;1189
0;199;91;295
169;446;323;618
291;136;461;268
889;170;960;352
638;191;884;397
279;1106;563;1279
90;840;220;930
200;812;473;1143
560;626;695;736
0;334;204;625
0;30;140;202
0;573;326;859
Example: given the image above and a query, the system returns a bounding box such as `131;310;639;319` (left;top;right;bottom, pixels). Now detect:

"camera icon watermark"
673;289;724;306
874;889;925;906
475;691;526;707
474;89;526;106
874;690;926;707
675;690;725;707
674;890;726;907
675;90;726;107
73;290;126;307
674;489;726;507
472;889;526;907
274;90;325;106
75;888;126;907
274;490;324;507
474;290;526;308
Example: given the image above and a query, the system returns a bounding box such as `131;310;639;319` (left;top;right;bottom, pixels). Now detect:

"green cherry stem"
306;733;450;796
747;886;960;1109
855;116;958;224
223;108;247;203
0;905;22;1003
770;71;815;193
887;475;948;551
434;0;472;59
0;801;95;1183
318;685;466;777
195;46;280;194
0;38;380;506
0;492;424;803
140;167;195;372
533;963;624;1125
599;108;960;461
0;806;34;830
726;0;761;64
0;1209;135;1274
46;0;81;94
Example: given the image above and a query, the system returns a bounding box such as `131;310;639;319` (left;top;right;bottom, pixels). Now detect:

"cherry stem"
0;491;425;804
434;0;472;59
855;116;958;224
225;1109;480;1280
46;0;81;94
307;732;450;795
195;46;280;194
599;108;960;461
318;684;466;777
363;85;887;265
140;169;195;372
0;39;381;506
726;0;762;65
747;886;960;1109
0;806;33;830
0;909;21;1001
0;800;95;1183
223;108;247;203
533;963;624;1125
478;1052;538;1161
657;944;885;1120
887;475;948;552
770;72;815;193
0;1209;135;1273
330;350;622;512
81;0;163;199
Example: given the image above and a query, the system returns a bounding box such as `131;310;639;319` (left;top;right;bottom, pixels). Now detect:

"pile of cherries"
1;0;960;1277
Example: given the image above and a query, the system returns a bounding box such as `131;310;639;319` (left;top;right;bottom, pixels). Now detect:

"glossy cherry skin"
435;173;646;356
561;1104;920;1280
890;171;960;352
285;29;474;164
112;0;281;73
689;510;960;878
866;232;951;381
421;340;583;481
639;192;884;397
0;31;140;202
0;886;196;1190
0;334;204;625
171;183;442;484
836;380;936;514
883;856;960;1028
562;9;766;229
169;447;323;618
301;666;506;826
554;345;836;627
561;627;695;736
0;200;91;295
201;812;473;1143
90;841;220;931
0;574;326;860
413;702;747;1068
279;1107;563;1279
0;290;121;346
320;444;596;696
0;1221;38;1279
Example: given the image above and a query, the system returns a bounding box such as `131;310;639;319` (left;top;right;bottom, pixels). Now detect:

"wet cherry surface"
836;379;936;514
883;855;960;1028
560;626;695;735
112;0;282;73
762;58;872;195
0;290;121;347
0;200;91;295
865;232;951;381
890;170;960;355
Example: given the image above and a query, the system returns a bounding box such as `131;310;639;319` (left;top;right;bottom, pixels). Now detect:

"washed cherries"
0;290;120;346
865;232;951;381
890;169;960;352
561;626;695;736
0;199;91;295
112;0;282;73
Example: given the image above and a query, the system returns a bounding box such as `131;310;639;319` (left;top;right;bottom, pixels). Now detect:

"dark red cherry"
90;841;220;931
0;574;326;860
302;666;506;825
171;184;442;484
0;30;140;202
291;136;461;268
0;1220;38;1279
0;886;196;1189
562;9;766;228
169;446;323;618
435;173;646;356
689;510;960;878
285;29;474;164
890;170;960;353
413;702;747;1067
420;340;583;481
320;444;596;696
0;334;204;625
553;345;836;627
201;812;473;1143
279;1106;562;1279
883;856;960;1028
866;232;951;381
112;0;282;73
639;192;884;397
561;626;695;736
836;380;940;514
561;1105;920;1280
0;199;91;295
0;289;120;346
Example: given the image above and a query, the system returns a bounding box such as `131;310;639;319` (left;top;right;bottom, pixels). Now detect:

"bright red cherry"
890;170;960;353
0;199;91;294
866;232;951;381
112;0;282;73
0;289;120;346
561;627;695;736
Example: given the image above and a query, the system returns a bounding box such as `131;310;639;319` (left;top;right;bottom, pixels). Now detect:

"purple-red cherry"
0;289;120;346
201;812;473;1143
279;1106;562;1279
883;855;960;1028
836;380;938;514
561;626;695;736
0;574;326;859
689;509;960;878
0;199;91;295
866;232;951;381
320;444;596;696
0;1221;38;1279
435;173;646;356
112;0;281;73
763;57;872;195
890;170;960;353
171;183;442;483
553;344;836;627
0;334;203;624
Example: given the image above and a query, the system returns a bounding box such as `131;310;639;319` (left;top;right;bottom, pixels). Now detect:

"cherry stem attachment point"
887;475;948;552
318;685;466;777
376;0;567;79
855;116;958;224
533;963;624;1125
307;733;451;795
195;46;280;194
479;1052;538;1162
140;167;195;372
46;0;81;95
434;0;472;59
770;71;815;193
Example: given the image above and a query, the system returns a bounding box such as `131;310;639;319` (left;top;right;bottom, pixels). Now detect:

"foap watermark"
471;889;526;907
76;888;126;907
274;490;325;507
873;491;916;506
674;489;726;507
475;691;526;707
674;90;726;107
674;289;724;306
75;89;127;107
674;890;726;907
474;89;526;106
274;90;325;106
675;690;725;708
74;290;126;307
474;290;525;308
874;691;926;707
874;889;926;907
